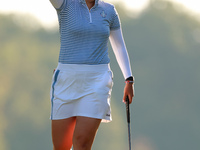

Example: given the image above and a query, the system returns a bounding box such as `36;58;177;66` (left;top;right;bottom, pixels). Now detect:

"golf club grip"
126;96;130;123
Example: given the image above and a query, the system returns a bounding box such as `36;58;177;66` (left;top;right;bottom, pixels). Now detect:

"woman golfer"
49;0;134;149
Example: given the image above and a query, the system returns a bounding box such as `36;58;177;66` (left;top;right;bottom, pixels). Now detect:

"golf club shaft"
126;96;131;150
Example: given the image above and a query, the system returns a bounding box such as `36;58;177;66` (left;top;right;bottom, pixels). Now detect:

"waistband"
56;63;111;72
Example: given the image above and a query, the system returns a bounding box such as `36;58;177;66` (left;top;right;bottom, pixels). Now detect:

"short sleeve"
56;0;67;12
110;7;121;30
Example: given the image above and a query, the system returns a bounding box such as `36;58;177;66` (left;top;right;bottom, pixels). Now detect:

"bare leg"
73;116;101;150
52;117;76;150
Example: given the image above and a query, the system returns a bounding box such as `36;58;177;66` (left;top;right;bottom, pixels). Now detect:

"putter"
126;96;132;150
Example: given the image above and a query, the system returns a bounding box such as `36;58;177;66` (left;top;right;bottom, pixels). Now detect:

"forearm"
49;0;64;9
109;28;133;79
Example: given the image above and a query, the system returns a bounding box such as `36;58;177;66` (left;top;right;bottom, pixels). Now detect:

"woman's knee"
52;136;73;150
73;133;92;149
72;117;101;149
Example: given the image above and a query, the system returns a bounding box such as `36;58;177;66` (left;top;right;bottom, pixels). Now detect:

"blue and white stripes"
56;0;121;64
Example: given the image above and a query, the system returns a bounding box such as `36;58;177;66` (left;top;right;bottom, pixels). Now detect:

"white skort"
50;63;113;123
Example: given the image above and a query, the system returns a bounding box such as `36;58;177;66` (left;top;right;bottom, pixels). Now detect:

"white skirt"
50;63;113;123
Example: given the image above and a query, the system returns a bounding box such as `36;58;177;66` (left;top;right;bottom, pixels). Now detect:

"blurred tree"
0;1;200;149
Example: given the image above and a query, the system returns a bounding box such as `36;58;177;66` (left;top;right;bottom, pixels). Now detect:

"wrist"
125;80;134;84
125;76;135;84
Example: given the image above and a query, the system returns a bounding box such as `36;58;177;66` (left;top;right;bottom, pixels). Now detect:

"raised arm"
49;0;64;9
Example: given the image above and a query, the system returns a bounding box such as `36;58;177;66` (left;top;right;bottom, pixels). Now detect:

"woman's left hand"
123;82;134;104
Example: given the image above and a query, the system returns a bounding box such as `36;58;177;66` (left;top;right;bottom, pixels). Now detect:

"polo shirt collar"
79;0;99;8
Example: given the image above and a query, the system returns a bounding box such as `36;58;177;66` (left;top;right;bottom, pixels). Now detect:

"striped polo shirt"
56;0;121;64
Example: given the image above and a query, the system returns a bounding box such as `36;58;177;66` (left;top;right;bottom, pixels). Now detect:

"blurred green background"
0;0;200;150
